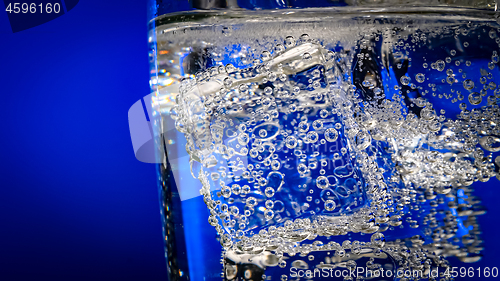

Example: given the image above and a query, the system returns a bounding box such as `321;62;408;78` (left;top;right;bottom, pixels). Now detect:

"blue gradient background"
2;1;500;281
0;1;167;280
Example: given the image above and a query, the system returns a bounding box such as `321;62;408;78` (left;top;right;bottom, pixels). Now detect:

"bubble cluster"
166;16;500;281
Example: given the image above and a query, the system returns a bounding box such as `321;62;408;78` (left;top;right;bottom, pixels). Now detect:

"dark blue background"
0;1;168;280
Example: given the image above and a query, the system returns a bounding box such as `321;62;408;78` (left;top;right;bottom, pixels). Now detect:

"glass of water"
149;1;500;280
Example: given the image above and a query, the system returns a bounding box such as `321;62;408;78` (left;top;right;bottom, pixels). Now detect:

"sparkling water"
152;8;500;281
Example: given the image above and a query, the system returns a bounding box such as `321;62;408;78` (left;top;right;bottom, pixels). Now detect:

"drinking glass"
148;1;500;280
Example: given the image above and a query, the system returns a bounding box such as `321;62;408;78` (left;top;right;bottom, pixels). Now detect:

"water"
151;8;500;281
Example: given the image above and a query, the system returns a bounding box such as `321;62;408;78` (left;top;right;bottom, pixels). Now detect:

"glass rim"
149;5;500;26
149;0;499;22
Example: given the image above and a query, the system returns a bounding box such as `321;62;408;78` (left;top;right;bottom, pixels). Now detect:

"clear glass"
149;2;500;281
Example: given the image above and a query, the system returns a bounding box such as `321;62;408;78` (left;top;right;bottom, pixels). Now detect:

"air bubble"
490;29;497;39
274;44;285;54
265;187;275;197
298;121;309;132
400;75;410;85
221;186;231;198
225;64;235;73
324;128;339;142
479;136;500;152
436;60;445;71
316;176;329;189
239;84;248;93
326;51;335;61
324;200;336;211
415;73;425;83
468;92;482;105
463;79;474;90
312;120;323;130
284;36;295;47
306;131;319;143
371;233;385;248
285;136;298;149
298;164;307;174
261;51;271;61
300;34;310;42
224;77;233;88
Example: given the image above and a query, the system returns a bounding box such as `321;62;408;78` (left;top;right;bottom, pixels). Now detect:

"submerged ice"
170;20;500;280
